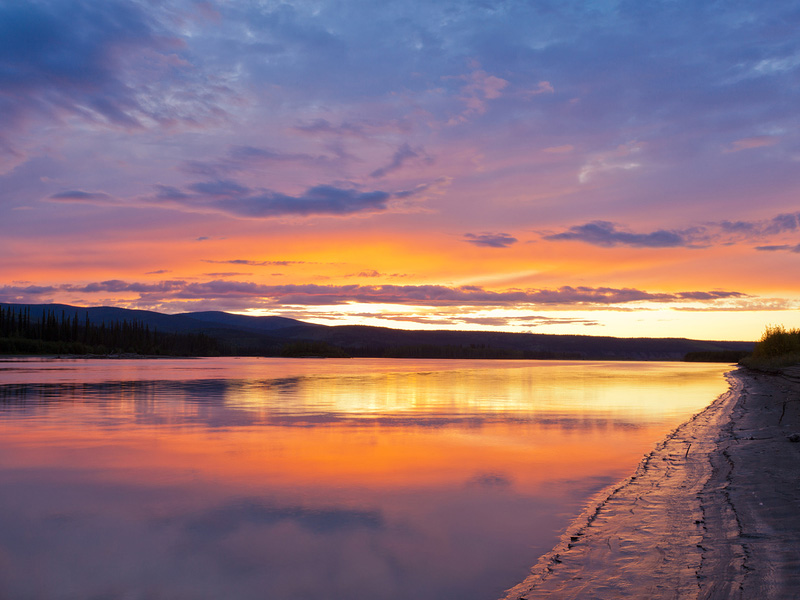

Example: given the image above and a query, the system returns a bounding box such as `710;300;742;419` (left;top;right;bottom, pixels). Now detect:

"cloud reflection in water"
0;357;731;599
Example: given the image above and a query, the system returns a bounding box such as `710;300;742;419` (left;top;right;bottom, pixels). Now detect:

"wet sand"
502;367;800;600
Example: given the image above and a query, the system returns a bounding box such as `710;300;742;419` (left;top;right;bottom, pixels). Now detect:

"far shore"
502;365;800;599
0;353;201;360
0;352;745;362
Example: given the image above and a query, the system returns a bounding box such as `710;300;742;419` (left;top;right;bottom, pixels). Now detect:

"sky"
1;0;799;340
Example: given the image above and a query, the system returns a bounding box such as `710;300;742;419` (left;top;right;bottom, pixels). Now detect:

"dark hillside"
0;303;755;360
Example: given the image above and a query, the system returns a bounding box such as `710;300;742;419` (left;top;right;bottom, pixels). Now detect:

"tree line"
0;306;222;356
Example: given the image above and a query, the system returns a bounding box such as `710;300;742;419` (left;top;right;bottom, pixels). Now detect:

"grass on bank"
740;325;800;371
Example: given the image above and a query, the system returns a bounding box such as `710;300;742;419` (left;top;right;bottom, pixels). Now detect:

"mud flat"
502;367;800;600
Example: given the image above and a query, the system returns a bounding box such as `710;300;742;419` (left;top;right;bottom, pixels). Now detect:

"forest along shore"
501;367;800;600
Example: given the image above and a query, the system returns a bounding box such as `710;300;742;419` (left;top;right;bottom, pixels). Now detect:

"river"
0;357;730;600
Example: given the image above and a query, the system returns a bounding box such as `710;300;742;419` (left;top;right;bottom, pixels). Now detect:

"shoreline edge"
501;366;800;600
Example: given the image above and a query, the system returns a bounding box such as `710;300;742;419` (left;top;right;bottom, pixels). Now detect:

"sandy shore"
501;366;800;600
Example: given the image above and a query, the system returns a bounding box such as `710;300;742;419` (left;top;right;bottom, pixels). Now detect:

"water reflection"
0;358;731;600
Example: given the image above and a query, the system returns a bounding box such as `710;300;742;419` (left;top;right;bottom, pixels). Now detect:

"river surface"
0;357;730;600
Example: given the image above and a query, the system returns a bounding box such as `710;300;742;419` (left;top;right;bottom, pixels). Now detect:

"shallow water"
0;357;730;600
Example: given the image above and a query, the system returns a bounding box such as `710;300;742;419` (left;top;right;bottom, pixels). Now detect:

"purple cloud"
718;220;757;234
462;232;519;248
187;180;250;197
21;279;747;309
154;186;191;201
203;259;308;267
65;280;186;294
0;0;229;158
545;221;688;248
762;213;800;235
755;244;800;253
545;212;800;249
370;143;431;178
293;119;368;138
158;181;393;218
181;146;327;178
0;285;58;303
221;186;391;217
50;180;400;219
49;190;114;202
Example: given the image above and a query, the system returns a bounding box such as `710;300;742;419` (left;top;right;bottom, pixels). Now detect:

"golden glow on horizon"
5;207;800;340
237;304;800;340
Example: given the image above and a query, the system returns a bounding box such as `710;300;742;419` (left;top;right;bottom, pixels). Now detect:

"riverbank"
502;366;800;599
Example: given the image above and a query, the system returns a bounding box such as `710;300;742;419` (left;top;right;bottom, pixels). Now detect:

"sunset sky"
1;0;799;340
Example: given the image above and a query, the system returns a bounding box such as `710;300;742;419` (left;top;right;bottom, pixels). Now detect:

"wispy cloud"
0;280;748;310
186;184;392;217
180;145;330;178
520;81;554;98
545;212;800;249
755;244;800;253
451;315;601;328
0;285;58;303
578;142;643;183
342;270;412;278
0;0;233;168
462;232;519;248
294;119;369;138
49;190;116;203
543;145;574;154
370;143;433;178
723;136;779;153
544;221;692;248
48;172;443;218
446;66;509;125
51;182;399;218
203;259;309;267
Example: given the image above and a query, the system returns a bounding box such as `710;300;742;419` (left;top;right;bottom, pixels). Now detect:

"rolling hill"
0;303;755;360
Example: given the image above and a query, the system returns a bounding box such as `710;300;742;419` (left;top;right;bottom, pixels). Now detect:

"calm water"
0;357;731;600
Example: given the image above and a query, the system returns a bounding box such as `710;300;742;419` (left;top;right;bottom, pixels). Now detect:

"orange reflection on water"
0;419;668;493
0;358;732;600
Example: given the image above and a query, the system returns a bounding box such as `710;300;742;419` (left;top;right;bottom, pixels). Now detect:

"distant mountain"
1;303;310;334
177;311;314;332
0;303;755;360
265;323;754;361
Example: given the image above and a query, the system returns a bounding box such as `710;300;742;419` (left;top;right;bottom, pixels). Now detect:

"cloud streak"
545;212;800;249
723;136;779;153
370;143;432;178
203;260;309;267
173;183;392;218
0;0;234;170
180;145;331;178
1;280;748;310
755;244;800;253
462;232;519;248
50;182;407;219
544;221;691;248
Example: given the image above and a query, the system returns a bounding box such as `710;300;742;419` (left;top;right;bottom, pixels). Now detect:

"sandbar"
502;366;800;600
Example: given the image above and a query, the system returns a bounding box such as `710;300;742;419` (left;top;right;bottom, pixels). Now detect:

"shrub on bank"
740;325;800;370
